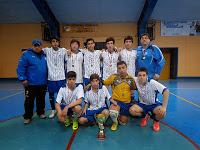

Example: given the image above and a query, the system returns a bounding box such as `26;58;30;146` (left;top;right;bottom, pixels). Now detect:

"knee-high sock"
109;110;119;123
72;111;79;121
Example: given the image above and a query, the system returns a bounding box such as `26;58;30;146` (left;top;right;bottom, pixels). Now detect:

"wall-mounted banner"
161;21;200;36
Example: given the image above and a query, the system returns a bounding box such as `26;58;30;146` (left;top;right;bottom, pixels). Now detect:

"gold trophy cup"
96;113;106;140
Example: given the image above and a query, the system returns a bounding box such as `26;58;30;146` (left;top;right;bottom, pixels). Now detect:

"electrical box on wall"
147;20;156;40
41;22;51;41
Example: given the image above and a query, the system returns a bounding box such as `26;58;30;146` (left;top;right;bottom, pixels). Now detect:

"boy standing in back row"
66;39;84;85
120;36;137;77
43;37;68;118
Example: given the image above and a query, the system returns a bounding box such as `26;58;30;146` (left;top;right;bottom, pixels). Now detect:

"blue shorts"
112;101;132;116
137;102;162;114
60;104;82;116
83;107;108;122
48;80;66;93
60;104;73;116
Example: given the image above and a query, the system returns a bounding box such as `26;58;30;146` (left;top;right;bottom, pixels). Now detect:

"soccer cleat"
49;110;57;119
111;122;118;131
72;120;79;130
64;118;71;127
140;114;150;127
153;121;160;132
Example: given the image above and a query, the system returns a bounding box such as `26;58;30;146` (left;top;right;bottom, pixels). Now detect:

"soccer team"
17;33;169;133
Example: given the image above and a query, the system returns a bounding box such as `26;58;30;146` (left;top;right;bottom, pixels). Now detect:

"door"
160;51;170;80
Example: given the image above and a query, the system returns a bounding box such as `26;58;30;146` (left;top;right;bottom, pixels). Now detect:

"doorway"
160;48;178;80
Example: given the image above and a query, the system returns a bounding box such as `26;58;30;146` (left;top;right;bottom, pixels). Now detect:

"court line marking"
66;129;78;150
0;89;23;91
0;91;24;101
0;115;21;123
161;121;200;150
170;92;200;109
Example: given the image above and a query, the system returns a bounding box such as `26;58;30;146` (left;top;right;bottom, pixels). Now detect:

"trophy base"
97;131;106;140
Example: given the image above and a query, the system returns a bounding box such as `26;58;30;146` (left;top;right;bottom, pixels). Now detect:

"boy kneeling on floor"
79;74;110;135
55;71;84;130
129;67;169;132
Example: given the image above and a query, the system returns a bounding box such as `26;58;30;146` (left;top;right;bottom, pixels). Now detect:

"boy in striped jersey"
82;38;102;86
129;67;169;132
79;74;110;139
43;37;68;118
101;37;120;81
55;71;83;130
120;36;137;77
79;73;110;124
66;39;84;85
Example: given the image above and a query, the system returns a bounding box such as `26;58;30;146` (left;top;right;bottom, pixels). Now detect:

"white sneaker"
24;119;31;124
49;110;57;118
39;114;47;119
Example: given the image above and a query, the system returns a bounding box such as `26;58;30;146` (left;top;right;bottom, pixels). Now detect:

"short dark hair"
50;37;60;42
70;39;80;47
138;67;148;75
66;71;76;79
124;36;133;43
90;73;100;82
86;38;95;45
140;33;150;40
106;37;115;44
117;61;127;67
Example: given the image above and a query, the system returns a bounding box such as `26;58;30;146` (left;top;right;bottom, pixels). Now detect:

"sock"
109;110;119;124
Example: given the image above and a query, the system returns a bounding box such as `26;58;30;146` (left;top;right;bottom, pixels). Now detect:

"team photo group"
17;33;169;139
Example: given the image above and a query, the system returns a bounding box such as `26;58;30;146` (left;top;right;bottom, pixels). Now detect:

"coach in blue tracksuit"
17;39;47;124
136;33;166;80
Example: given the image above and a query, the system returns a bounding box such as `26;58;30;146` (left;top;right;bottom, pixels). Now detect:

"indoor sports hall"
0;0;199;150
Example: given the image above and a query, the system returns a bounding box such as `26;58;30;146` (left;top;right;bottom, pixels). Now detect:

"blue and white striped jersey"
43;47;68;81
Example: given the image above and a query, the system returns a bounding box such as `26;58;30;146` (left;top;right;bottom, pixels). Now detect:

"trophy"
95;113;106;140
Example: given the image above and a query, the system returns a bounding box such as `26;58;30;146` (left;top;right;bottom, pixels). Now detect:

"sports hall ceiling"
0;0;200;24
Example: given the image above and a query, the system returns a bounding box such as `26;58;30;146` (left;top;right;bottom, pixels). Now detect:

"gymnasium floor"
0;79;199;150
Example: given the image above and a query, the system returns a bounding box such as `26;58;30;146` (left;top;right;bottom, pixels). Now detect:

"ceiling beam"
137;0;158;45
32;0;60;38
